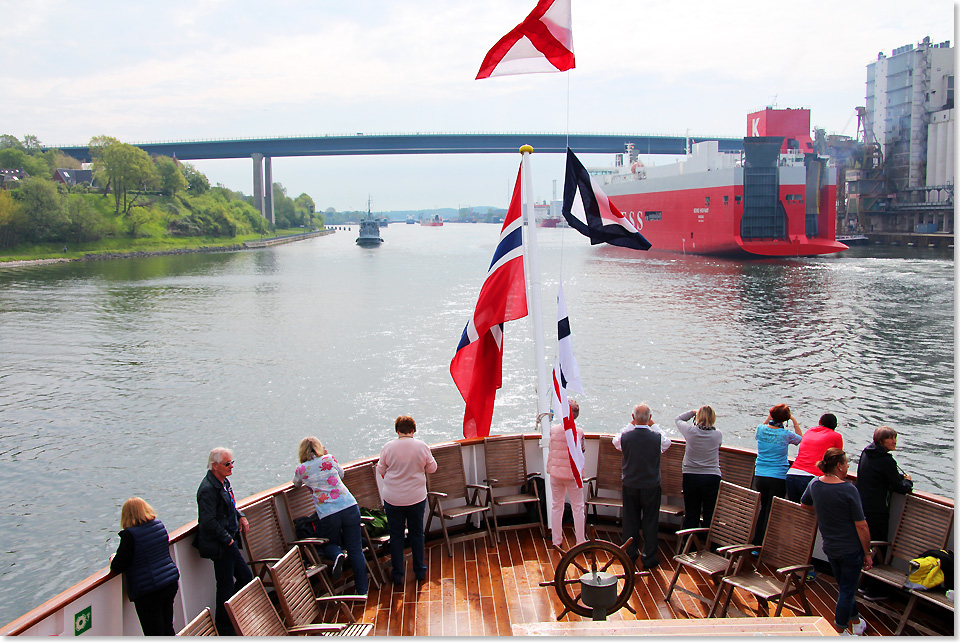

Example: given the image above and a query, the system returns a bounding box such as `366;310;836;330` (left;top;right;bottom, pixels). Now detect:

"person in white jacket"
546;400;586;548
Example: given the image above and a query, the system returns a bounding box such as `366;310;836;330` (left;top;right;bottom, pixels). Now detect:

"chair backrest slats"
483;435;528;487
177;607;217;636
890;494;954;563
707;481;761;549
284;484;318;522
427;443;468;499
759;497;818;571
594;437;622;491
224;577;287;636
243;497;287;561
660;442;685;497
269;547;320;627
719;450;756;489
342;462;384;512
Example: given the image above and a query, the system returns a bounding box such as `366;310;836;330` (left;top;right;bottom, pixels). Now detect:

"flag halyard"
561;148;652;251
476;0;575;79
450;166;528;439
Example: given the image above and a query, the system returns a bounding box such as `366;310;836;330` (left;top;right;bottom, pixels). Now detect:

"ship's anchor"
539;530;649;620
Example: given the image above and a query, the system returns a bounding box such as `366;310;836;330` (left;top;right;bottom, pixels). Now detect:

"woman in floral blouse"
293;436;369;594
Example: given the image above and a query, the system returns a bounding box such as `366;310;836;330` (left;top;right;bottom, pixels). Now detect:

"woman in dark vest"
109;497;180;635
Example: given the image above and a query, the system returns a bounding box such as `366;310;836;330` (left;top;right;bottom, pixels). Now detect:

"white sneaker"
850;618;867;636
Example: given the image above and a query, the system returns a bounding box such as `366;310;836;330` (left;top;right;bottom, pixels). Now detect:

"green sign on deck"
74;606;92;635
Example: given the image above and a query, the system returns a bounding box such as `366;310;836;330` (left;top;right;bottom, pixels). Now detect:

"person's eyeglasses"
220;460;235;467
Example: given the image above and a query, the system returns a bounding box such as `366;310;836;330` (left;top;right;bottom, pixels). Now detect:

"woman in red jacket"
786;413;843;503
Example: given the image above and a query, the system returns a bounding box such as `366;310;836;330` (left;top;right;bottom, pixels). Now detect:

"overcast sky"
1;1;953;212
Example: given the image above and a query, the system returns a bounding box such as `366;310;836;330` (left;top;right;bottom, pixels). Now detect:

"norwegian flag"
450;166;528;439
476;0;575;79
551;284;585;486
561;148;652;251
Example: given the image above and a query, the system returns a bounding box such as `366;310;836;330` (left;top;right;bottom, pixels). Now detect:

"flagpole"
519;145;554;534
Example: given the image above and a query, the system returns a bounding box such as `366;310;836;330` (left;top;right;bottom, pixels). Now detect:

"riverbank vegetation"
0;134;324;261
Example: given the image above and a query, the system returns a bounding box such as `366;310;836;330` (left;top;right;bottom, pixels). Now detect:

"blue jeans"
828;549;863;629
213;539;253;636
384;499;426;581
318;504;369;594
785;474;815;503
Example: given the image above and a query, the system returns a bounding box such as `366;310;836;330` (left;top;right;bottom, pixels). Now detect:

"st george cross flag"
450;167;528;439
561;148;652;251
551;284;585;486
476;0;575;79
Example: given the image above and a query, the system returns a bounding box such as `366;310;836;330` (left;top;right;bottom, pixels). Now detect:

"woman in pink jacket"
546;400;586;548
377;415;438;585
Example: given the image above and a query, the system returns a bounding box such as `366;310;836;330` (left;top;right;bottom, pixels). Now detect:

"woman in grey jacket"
675;406;723;530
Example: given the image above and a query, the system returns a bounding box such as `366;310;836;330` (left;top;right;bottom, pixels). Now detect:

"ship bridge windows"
723;195;729;205
644;211;663;221
785;194;805;203
704;196;711;206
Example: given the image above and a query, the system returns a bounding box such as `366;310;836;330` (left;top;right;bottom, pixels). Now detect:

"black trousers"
622;485;661;567
133;581;179;636
752;475;786;546
682;473;721;531
213;539;254;635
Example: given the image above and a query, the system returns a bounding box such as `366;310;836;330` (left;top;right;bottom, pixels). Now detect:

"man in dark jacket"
612;403;672;569
855;426;912;600
195;447;252;635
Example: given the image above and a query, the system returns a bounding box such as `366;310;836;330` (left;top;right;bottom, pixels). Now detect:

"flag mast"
519;145;552;439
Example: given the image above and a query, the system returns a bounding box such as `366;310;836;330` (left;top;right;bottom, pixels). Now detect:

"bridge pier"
264;156;275;225
252;153;265;221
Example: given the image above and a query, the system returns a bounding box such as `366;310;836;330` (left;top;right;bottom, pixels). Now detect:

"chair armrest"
360;515;374;524
526;472;541;479
465;484;490;491
715;544;742;554
582;475;597;485
724;545;761;561
484;477;500;485
286;623;347;635
675;527;710;537
246;557;281;568
427;491;448;499
316;594;369;605
775;563;813;580
292;537;329;547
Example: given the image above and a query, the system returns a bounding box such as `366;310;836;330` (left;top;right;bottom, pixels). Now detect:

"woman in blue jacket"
109;497;180;636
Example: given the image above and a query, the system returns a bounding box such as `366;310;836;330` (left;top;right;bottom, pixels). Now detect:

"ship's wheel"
540;535;647;620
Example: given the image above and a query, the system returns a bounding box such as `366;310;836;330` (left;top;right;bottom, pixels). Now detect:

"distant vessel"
600;108;848;257
421;214;443;226
356;198;383;247
406;215;416;224
378;217;390;227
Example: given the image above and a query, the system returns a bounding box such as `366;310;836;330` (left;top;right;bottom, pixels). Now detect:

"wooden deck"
313;524;951;636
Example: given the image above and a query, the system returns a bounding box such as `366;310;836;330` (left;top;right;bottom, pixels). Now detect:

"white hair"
207;447;233;470
632;403;651;424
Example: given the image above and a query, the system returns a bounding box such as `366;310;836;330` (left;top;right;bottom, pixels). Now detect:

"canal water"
0;223;954;626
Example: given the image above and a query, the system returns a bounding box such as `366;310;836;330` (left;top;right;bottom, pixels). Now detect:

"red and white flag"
450;166;528;439
551;284;585;486
476;0;575;79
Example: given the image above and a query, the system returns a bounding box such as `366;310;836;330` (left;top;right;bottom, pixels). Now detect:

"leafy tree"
42;149;82;175
0;189;26;247
272;182;296;227
182;163;210;195
0;148;26;170
155;156;187;196
16;177;68;242
0;134;23;150
21;135;43;153
90;136;158;215
64;194;106;243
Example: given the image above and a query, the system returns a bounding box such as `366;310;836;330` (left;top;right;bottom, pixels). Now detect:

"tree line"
0;134;324;249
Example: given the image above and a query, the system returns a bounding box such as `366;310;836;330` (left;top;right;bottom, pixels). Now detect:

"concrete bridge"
54;132;744;223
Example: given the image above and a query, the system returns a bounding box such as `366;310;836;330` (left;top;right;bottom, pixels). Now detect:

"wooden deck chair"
583;436;623;530
708;496;818;618
897;586;955;636
283;483;382;590
176;607;218;636
269;546;372;632
483;434;546;540
719;449;756;489
241;495;329;585
665;481;762;606
340;462;389;586
857;494;953;626
224;577;348;636
660;441;685;523
425;442;495;557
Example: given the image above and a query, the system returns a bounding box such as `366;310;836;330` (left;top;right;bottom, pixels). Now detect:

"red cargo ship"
602;108;848;257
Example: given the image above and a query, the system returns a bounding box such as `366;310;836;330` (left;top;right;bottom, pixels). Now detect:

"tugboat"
356;198;383;247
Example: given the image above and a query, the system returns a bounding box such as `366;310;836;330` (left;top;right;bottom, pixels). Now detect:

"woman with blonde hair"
109;497;180;635
293;436;368;594
675;405;723;531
